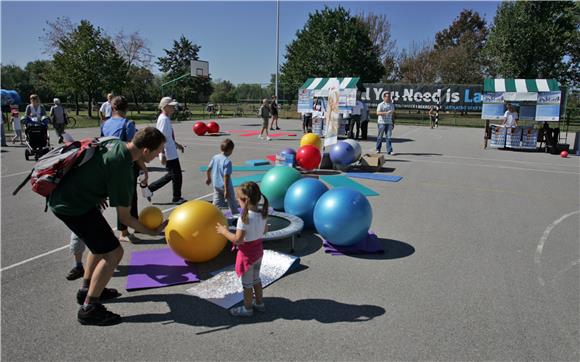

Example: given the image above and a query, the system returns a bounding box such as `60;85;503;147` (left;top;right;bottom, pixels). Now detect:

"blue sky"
1;1;500;84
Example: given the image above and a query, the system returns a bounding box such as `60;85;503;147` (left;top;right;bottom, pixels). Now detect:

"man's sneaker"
266;137;272;141
77;304;122;326
229;305;253;317
253;302;266;312
172;197;187;205
389;152;396;156
375;150;380;154
66;266;84;281
76;288;121;305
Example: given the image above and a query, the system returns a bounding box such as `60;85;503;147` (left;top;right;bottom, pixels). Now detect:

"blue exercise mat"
245;159;271;166
346;172;403;183
319;175;379;196
231;173;266;187
199;165;273;172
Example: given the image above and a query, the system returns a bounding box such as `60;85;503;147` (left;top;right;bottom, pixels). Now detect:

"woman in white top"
502;103;518;128
25;94;46;122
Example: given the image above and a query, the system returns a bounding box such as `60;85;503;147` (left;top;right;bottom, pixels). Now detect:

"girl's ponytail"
261;193;269;220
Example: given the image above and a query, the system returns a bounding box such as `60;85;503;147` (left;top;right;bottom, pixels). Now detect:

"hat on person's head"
159;97;179;110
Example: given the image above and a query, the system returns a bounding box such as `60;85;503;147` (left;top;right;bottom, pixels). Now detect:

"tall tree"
115;31;154;112
398;42;438;83
0;64;33;98
25;60;55;102
51;20;126;117
280;6;384;97
357;12;398;81
210;80;237;103
157;35;213;105
485;1;579;85
434;9;488;83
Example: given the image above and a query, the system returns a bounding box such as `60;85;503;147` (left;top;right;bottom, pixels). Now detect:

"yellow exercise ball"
138;206;163;230
165;200;227;262
300;133;322;150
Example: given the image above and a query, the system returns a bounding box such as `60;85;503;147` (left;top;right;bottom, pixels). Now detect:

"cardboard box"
358;153;385;171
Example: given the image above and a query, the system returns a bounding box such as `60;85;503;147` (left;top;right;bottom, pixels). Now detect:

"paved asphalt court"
1;118;579;361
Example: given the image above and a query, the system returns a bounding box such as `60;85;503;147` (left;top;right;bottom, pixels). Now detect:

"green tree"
398;42;438;83
235;83;269;102
210;80;237;103
485;1;579;84
0;64;33;98
51;20;126;117
157;35;213;105
434;9;488;84
25;60;55;102
280;6;384;97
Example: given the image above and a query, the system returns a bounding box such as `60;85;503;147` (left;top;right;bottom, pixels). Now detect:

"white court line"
2;170;32;178
534;210;580;286
0;192;213;272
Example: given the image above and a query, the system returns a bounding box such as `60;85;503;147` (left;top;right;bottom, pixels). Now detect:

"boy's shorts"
54;207;120;255
262;117;269;128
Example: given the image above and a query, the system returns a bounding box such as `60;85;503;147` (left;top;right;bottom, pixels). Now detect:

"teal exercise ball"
284;178;329;228
313;187;372;246
259;166;302;210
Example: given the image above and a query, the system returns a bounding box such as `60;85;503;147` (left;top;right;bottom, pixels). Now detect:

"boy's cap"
159;97;179;110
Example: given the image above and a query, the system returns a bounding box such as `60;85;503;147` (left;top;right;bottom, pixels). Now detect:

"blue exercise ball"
313;187;372;246
329;141;356;166
284;178;329;228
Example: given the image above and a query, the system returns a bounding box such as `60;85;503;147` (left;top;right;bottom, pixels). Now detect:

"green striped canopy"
300;77;360;90
484;79;560;93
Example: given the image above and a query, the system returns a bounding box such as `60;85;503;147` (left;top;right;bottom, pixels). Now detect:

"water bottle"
139;171;153;202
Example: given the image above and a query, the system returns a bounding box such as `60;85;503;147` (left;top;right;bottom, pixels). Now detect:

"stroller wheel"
25;149;30;161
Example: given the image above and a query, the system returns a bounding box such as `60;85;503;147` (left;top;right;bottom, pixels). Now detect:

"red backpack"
12;137;118;204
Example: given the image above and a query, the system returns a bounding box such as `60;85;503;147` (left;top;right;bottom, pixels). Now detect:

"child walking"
216;182;269;317
258;99;271;141
10;107;23;144
206;139;239;215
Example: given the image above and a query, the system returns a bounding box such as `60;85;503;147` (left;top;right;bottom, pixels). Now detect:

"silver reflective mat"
185;250;300;309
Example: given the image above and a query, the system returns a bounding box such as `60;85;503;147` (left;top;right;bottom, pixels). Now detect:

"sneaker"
77;304;122;326
275;127;281;130
76;288;121;305
266;137;272;141
269;128;275;131
258;135;263;140
375;150;380;154
119;233;138;243
253;301;266;312
66;266;84;281
390;152;396;156
172;197;187;205
229;305;253;317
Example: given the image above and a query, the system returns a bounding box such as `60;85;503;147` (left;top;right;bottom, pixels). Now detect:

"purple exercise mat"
322;232;384;255
126;248;200;291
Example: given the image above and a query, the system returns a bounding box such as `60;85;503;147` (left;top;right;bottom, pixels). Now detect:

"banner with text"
361;83;483;112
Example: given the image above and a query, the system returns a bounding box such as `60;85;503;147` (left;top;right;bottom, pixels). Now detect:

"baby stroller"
23;116;51;161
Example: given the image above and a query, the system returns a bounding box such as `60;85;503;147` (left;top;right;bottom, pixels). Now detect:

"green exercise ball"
259;166;302;210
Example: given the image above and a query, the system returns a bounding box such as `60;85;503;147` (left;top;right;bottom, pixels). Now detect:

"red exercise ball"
296;145;321;171
560;150;569;158
193;122;207;136
207;121;220;134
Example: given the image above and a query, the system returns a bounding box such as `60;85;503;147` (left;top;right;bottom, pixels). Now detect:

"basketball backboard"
191;60;209;78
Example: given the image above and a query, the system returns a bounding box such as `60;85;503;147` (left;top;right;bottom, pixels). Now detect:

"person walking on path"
147;97;186;204
50;98;68;143
258;99;272;141
269;95;280;130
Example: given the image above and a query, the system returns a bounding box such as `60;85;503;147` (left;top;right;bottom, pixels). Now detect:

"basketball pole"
275;0;279;99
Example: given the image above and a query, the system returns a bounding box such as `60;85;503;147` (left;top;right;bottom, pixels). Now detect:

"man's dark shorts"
54;207;120;254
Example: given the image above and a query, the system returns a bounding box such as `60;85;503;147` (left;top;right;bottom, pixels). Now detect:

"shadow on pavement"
110;294;385;333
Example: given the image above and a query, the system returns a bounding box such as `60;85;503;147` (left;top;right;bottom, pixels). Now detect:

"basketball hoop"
191;60;209;78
